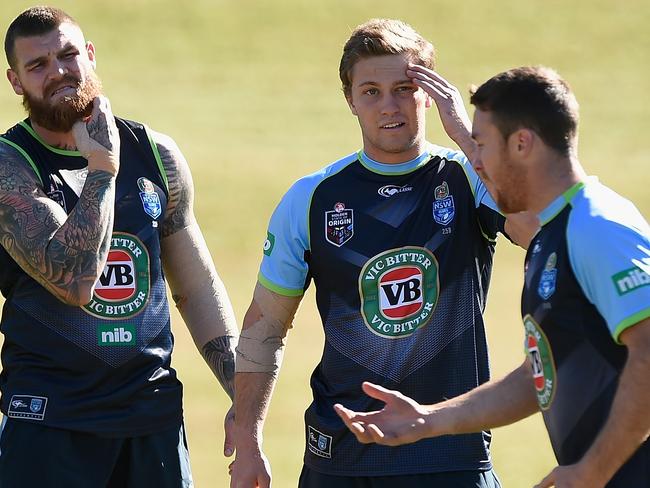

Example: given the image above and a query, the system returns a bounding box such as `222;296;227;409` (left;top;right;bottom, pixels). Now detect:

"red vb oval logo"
379;267;423;320
83;233;150;320
94;250;136;301
523;315;556;410
359;247;439;338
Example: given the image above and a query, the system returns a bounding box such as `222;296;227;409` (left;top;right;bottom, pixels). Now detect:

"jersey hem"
258;271;304;297
302;460;493;477
613;306;650;344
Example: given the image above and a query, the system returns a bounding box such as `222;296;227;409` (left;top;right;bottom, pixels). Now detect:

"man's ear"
510;128;534;157
86;41;96;69
6;69;24;96
345;93;358;116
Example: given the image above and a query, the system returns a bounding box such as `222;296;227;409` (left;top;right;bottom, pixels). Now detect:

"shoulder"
0;137;43;189
568;181;649;248
281;151;358;205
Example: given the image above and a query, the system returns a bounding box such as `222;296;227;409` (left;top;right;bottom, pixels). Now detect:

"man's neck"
529;152;587;215
30;120;77;151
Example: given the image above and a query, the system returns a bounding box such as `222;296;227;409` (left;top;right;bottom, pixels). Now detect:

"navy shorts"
298;465;502;488
0;417;193;487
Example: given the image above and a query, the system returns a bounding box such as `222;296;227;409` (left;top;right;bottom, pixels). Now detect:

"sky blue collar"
358;147;432;175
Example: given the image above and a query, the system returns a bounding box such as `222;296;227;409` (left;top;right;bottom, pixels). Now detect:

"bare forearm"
234;371;277;447
429;361;539;436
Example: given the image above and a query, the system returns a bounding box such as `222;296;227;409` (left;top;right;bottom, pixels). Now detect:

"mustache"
44;74;81;99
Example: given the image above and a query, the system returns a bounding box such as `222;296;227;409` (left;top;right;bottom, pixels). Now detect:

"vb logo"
379;267;423;319
95;250;136;301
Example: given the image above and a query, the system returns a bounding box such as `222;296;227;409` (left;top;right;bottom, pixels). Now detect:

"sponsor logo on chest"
359;247;439;338
83;233;150;320
377;184;413;198
325;202;354;247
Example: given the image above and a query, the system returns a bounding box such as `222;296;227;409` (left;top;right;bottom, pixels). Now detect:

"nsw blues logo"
138;177;162;220
538;252;558;300
433;181;455;225
325;202;354;247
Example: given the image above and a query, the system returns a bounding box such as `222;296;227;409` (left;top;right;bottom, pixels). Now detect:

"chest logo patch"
378;184;413;198
83;232;150;320
138;177;162;220
432;181;455;226
538;252;558;300
524;314;556;410
325;202;354;247
359;247;439;338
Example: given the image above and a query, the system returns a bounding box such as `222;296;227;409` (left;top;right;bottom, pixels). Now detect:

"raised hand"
72;95;120;176
334;382;431;446
407;64;475;160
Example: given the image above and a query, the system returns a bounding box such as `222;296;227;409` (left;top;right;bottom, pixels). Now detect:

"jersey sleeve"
567;209;650;343
258;178;312;296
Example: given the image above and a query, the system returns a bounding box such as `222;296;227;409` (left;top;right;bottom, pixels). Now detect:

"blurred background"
1;0;648;486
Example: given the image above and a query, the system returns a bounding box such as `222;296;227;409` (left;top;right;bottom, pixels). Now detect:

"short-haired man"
335;66;650;488
0;7;238;486
231;19;535;488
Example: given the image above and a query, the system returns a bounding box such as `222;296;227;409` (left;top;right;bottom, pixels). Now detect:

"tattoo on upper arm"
0;144;115;303
201;335;236;400
154;133;195;239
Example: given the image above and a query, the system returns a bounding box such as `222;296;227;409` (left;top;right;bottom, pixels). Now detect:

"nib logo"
612;267;650;295
98;324;136;346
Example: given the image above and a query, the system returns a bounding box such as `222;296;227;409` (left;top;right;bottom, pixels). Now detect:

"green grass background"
0;1;648;486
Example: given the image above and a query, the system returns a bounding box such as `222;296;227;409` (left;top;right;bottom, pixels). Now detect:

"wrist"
86;152;119;176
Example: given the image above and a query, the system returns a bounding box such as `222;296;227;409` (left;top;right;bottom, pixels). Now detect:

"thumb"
223;408;235;457
361;382;399;403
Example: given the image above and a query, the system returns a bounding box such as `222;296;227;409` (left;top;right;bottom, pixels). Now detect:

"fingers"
361;381;400;403
407;64;459;100
534;470;555;488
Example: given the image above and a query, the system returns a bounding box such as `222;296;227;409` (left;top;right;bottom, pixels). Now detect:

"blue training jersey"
260;143;505;476
0;118;183;437
522;179;650;479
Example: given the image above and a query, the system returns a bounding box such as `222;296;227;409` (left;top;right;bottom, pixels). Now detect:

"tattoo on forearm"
201;335;236;400
0;145;115;303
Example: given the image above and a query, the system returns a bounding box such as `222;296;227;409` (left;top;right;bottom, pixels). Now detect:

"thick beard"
22;70;103;133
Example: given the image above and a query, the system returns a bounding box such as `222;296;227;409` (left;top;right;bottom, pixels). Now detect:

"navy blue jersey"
522;180;650;473
260;144;506;476
0;118;183;437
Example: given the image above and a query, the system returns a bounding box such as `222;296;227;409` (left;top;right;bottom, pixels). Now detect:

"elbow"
56;283;95;307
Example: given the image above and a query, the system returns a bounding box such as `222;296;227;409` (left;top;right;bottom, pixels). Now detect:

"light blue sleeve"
258;177;314;296
567;197;650;343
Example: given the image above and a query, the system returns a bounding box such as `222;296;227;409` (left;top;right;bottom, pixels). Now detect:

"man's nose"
380;93;399;115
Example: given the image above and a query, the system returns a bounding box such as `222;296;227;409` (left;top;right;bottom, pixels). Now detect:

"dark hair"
339;18;435;97
5;6;79;68
470;66;579;156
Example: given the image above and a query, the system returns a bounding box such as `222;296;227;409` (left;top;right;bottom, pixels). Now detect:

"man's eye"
364;88;378;96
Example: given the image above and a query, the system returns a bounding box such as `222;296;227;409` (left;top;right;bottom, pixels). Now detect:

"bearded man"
0;7;238;487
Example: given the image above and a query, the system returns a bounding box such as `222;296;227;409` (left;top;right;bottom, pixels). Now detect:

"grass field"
1;1;648;486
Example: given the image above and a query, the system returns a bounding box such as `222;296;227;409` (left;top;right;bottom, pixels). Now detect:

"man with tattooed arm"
0;7;237;486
